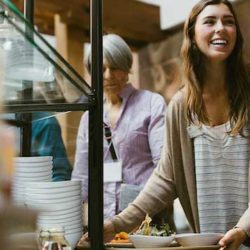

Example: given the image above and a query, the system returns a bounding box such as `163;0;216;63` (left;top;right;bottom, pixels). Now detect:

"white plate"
14;162;53;168
175;233;223;247
128;234;174;248
40;206;82;217
25;195;80;204
25;197;82;211
37;222;82;232
25;185;80;194
65;231;82;248
14;171;52;178
38;220;83;230
14;164;52;172
25;180;81;189
13;176;52;182
26;189;81;199
39;213;82;223
105;242;134;248
14;156;53;163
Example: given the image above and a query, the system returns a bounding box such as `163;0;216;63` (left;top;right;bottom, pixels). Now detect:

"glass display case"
0;0;103;249
0;0;93;110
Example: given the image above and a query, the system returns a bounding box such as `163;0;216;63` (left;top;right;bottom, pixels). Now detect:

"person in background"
29;80;72;181
31;111;72;181
87;1;250;249
71;34;166;220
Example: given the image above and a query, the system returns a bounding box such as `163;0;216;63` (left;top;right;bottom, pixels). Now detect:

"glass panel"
0;0;93;108
1;110;83;180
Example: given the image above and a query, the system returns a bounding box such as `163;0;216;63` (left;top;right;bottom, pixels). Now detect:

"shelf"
0;0;93;112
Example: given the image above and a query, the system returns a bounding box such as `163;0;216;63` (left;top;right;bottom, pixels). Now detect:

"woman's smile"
194;3;236;62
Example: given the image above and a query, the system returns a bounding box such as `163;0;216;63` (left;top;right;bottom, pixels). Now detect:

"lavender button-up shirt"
72;83;166;219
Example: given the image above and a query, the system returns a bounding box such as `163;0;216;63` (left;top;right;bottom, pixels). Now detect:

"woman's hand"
219;227;247;250
78;232;90;247
103;220;116;243
77;220;116;245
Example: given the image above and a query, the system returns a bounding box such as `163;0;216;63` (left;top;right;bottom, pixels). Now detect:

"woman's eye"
204;19;214;25
224;19;235;26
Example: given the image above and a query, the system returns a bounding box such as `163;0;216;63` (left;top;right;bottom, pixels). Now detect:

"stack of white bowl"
24;180;83;248
11;156;53;205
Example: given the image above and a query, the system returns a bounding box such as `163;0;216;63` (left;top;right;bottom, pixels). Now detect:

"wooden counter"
76;244;220;250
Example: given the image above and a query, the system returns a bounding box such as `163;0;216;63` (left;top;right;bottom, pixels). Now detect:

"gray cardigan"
111;90;250;243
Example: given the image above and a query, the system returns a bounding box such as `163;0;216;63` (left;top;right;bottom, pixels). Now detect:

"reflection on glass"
1;112;73;181
0;0;92;106
3;38;55;82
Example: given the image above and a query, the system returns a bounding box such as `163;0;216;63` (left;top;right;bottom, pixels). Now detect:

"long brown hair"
181;0;250;135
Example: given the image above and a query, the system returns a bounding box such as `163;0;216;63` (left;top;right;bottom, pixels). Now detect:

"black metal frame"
2;0;104;248
17;0;34;156
88;0;103;249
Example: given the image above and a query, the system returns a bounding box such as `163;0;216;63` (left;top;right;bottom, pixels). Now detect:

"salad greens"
134;214;173;236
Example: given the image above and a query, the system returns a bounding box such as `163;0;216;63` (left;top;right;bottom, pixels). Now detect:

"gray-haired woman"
72;34;166;220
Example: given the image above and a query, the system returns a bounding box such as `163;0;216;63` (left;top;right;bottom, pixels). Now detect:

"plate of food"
106;232;134;248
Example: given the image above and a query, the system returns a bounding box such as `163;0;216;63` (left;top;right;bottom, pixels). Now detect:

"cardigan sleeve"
236;204;250;246
111;96;180;233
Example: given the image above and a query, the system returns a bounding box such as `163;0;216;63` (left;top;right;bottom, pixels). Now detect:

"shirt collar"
103;83;136;103
119;83;136;100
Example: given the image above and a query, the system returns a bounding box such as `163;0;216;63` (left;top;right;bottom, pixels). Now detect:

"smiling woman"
194;3;236;62
96;1;250;250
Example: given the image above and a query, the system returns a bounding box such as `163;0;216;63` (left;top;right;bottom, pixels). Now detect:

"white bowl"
26;190;81;199
25;195;80;204
25;180;81;189
14;162;52;168
66;227;83;234
128;235;174;248
65;231;82;248
14;156;53;163
40;206;82;217
14;171;52;178
38;210;82;221
38;217;82;228
14;165;52;173
25;185;80;194
26;200;81;211
37;222;82;232
38;214;82;224
175;233;223;247
13;176;52;181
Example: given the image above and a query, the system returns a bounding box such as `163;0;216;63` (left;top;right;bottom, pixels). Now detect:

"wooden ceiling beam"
11;0;167;49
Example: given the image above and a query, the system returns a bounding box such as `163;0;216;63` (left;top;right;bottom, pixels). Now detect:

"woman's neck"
201;61;230;126
202;61;227;95
105;92;122;106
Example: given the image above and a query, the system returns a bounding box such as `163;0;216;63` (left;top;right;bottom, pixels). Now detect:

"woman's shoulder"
168;88;186;109
133;87;166;104
164;89;187;126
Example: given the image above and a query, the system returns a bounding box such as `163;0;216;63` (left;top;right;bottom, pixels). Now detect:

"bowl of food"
128;214;174;248
129;234;174;248
175;233;223;247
